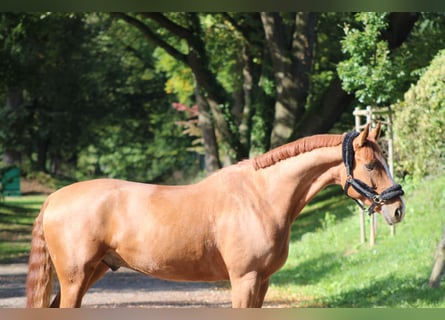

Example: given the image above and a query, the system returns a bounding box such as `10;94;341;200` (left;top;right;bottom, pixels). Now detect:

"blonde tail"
25;200;53;307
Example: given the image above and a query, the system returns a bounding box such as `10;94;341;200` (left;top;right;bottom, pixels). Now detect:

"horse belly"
114;240;229;282
111;217;228;282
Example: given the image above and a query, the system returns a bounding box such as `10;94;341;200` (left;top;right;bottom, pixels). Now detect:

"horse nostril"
395;207;402;219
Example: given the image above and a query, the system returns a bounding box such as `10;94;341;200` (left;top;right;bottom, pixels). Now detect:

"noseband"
342;131;404;215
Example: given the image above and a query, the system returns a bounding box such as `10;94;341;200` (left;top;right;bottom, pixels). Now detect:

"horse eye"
365;161;377;171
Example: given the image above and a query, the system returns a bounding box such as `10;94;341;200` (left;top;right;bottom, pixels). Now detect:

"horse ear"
356;123;370;147
369;121;382;141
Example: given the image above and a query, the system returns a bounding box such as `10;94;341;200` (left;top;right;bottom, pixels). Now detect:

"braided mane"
252;134;343;170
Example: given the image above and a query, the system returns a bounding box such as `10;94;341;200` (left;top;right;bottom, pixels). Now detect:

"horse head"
341;123;405;225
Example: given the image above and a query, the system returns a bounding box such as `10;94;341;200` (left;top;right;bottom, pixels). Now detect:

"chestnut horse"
26;124;405;308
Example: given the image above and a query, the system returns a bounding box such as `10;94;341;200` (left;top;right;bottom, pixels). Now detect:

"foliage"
391;13;445;91
392;49;445;181
0;13;195;182
337;12;445;110
0;13;94;169
153;45;194;105
1;12;444;182
337;13;396;106
172;102;203;154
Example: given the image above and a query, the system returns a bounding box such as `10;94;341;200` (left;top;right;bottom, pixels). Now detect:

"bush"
392;49;445;181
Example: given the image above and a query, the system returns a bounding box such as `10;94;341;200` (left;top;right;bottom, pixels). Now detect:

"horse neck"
259;144;344;223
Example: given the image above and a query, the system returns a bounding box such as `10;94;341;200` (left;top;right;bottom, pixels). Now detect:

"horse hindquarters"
26;203;54;308
26;199;104;308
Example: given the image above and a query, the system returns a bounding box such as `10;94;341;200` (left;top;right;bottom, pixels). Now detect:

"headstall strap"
342;131;404;215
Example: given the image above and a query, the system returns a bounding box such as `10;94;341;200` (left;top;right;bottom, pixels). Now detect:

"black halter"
342;131;404;215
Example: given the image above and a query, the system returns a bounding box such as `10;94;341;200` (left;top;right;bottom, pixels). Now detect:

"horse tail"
26;199;53;308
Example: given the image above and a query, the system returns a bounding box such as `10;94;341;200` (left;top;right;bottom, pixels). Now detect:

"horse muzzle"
381;200;405;225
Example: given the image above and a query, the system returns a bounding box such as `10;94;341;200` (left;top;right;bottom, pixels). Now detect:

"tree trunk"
232;43;255;156
3;87;24;165
261;12;316;148
293;77;354;138
194;80;221;172
185;28;247;161
384;13;420;50
36;137;49;172
429;227;445;288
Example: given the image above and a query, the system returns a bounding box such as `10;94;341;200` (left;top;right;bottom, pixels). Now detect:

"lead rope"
342;131;404;215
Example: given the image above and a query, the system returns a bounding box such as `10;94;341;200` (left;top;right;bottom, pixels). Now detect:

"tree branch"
110;12;187;64
222;13;249;42
138;12;195;41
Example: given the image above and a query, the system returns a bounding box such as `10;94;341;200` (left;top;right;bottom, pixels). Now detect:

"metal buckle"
372;194;383;205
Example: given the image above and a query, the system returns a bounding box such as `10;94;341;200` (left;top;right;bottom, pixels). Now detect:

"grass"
267;175;445;307
0;195;46;263
0;175;444;307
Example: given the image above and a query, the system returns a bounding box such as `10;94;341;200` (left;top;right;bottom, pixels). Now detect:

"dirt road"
0;263;232;308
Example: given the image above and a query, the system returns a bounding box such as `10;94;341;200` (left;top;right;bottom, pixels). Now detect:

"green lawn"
0;195;45;263
1;175;444;307
267;175;445;307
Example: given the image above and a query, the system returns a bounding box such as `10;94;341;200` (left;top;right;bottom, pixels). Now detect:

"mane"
252;134;344;170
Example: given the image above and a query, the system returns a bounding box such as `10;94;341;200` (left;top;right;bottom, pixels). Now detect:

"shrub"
392;49;445;181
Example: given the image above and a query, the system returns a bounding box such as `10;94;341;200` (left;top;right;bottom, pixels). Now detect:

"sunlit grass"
0;195;46;263
267;175;445;307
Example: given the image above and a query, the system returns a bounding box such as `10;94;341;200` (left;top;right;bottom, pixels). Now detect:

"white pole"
354;107;367;244
387;106;396;237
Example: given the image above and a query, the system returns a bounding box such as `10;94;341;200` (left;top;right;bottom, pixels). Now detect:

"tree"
0;13;93;171
71;14;195;182
335;12;445;181
337;13;395;106
112;13;355;170
337;12;421;106
0;13;194;182
3;12;439;183
260;12;316;147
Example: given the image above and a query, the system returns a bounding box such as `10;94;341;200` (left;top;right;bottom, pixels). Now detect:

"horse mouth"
383;212;394;225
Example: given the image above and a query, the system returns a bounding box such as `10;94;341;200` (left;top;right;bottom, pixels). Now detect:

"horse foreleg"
230;272;263;308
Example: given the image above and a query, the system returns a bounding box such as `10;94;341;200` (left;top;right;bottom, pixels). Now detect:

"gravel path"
0;263;233;308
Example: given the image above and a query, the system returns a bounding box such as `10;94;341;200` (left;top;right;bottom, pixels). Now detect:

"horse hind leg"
51;261;109;307
56;265;95;307
53;254;115;308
